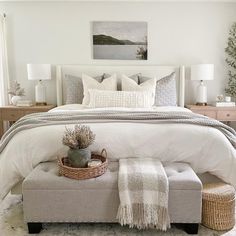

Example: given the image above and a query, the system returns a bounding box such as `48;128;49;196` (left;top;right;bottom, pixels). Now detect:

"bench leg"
27;223;42;234
184;223;199;234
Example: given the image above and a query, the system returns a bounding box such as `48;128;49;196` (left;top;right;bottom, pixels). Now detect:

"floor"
0;194;235;236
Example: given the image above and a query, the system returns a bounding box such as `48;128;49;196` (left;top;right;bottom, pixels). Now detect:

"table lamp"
27;64;51;105
191;64;214;106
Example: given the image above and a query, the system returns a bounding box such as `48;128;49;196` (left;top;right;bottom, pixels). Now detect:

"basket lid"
203;183;235;201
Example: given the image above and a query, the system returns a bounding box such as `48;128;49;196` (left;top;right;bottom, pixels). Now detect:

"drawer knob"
227;114;230;117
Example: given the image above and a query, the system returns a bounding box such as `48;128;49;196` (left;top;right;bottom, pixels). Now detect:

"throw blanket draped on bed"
0;111;236;153
117;158;170;230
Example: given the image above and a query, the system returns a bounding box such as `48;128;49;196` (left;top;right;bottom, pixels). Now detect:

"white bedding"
49;104;191;113
0;105;236;200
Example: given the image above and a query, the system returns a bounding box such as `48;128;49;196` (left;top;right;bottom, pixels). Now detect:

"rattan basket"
58;149;108;180
202;183;235;230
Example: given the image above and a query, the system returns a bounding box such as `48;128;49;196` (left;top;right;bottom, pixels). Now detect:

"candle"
88;159;102;168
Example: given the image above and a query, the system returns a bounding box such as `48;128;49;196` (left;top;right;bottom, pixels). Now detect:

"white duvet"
0;105;236;200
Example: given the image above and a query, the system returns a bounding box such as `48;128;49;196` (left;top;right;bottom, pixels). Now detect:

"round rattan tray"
58;149;108;180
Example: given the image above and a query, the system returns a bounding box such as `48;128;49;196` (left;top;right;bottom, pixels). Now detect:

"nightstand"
186;105;236;122
0;105;56;138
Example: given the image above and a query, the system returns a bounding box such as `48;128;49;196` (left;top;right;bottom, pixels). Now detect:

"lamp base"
196;81;207;106
196;102;207;106
36;102;47;106
35;80;47;106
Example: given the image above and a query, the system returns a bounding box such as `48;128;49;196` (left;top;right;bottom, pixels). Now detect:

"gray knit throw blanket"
1;110;236;153
117;158;170;230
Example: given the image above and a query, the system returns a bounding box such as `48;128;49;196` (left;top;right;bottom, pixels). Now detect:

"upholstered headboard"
56;65;185;107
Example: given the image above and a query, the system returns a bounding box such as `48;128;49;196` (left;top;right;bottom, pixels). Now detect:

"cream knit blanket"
117;158;170;231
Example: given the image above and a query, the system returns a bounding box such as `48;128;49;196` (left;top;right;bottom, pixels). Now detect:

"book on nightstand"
16;100;34;107
214;102;236;107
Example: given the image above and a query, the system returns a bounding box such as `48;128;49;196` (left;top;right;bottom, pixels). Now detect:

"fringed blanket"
117;158;170;230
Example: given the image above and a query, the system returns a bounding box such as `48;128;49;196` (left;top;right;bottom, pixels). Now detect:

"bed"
1;64;236;202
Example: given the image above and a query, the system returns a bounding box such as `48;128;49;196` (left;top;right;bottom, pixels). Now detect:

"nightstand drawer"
192;110;216;119
217;111;236;121
2;110;23;121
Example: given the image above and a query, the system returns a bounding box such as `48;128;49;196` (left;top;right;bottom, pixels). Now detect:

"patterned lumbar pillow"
121;74;156;105
88;89;154;108
82;73;117;105
64;73;110;104
138;72;177;106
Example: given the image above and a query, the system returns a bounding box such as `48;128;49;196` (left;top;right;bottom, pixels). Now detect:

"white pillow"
88;89;154;108
121;74;156;104
82;73;117;105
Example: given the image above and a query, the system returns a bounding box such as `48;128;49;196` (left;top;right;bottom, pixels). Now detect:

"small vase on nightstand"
11;96;23;106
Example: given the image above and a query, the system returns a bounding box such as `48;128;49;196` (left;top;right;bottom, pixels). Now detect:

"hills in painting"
93;34;146;46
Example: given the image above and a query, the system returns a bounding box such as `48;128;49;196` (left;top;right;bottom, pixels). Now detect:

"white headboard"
56;65;185;107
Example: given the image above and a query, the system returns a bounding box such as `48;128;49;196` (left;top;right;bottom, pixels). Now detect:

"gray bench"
23;161;202;234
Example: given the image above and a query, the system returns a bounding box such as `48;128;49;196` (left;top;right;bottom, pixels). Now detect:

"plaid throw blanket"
117;158;170;230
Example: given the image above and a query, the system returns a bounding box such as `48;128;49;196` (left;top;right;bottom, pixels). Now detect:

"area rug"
0;194;235;236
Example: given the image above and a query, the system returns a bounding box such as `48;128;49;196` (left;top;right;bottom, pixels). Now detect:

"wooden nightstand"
0;105;56;138
186;105;236;122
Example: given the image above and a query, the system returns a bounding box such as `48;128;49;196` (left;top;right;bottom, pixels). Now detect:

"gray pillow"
64;73;110;104
138;72;177;106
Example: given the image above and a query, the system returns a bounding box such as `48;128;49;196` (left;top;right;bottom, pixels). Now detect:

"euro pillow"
88;89;154;108
154;72;177;106
121;74;156;104
138;72;177;106
82;73;117;105
64;73;110;104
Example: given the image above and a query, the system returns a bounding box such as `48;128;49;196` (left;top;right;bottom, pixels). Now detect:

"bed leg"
27;222;42;234
184;223;199;234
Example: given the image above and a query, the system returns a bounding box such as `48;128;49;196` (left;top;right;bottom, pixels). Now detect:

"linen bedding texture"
63;72;177;107
117;158;170;230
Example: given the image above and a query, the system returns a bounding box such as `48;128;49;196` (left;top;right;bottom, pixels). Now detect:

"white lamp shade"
27;64;51;81
191;64;214;81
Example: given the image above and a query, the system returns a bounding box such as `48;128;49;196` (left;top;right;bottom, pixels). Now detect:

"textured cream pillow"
88;89;154;108
82;73;117;105
121;74;156;104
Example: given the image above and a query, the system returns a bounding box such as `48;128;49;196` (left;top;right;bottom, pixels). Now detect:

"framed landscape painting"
92;21;148;60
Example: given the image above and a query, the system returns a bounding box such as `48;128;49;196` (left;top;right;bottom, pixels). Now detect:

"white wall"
1;1;236;105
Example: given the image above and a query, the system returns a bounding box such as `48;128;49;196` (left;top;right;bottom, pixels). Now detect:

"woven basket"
202;183;235;230
58;149;108;180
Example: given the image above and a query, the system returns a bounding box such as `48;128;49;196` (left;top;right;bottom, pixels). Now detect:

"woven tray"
58;149;108;180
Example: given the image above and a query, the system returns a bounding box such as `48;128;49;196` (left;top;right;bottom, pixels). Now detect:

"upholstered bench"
23;161;202;234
